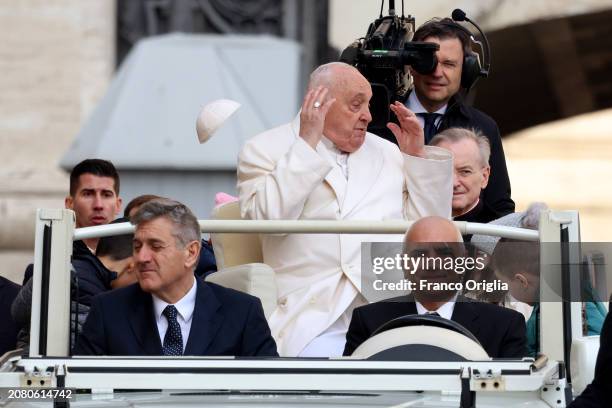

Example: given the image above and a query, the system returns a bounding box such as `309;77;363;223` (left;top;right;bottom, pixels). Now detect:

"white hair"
430;127;491;168
308;62;358;91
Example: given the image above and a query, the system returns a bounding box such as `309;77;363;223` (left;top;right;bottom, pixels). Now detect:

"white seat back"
570;336;600;394
205;263;277;319
210;201;264;269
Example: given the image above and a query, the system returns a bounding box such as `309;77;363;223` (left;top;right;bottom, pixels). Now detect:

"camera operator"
405;18;514;217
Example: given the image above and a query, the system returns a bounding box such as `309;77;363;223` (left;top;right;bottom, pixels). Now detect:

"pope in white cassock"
237;62;453;357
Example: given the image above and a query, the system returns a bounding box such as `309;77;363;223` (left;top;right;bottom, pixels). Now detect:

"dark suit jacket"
343;295;527;359
74;278;278;357
569;311;611;408
0;276;20;355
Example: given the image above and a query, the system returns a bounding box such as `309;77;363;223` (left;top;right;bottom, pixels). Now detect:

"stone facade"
0;0;115;282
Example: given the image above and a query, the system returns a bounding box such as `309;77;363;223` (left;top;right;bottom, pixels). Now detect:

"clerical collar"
454;198;481;219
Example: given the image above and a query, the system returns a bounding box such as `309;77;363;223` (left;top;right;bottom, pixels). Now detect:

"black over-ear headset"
423;9;491;91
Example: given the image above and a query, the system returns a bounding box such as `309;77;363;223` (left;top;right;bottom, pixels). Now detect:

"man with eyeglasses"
343;216;527;358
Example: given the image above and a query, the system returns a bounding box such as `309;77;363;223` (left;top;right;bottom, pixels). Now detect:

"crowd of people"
0;17;609;407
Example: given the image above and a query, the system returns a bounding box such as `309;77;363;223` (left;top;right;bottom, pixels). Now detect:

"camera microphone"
451;9;466;22
451;8;491;78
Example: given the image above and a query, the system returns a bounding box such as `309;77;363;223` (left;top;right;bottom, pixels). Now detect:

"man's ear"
481;165;490;189
184;240;201;270
115;197;123;217
65;195;73;210
515;273;529;289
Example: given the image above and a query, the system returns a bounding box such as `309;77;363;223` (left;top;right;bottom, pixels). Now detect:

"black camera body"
340;12;438;130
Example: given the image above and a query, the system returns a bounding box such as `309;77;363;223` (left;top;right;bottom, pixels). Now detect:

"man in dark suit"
74;198;277;357
406;18;513;218
569;311;611;407
344;216;526;358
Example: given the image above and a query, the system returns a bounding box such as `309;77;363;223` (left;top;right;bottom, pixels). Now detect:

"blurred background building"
1;0;612;282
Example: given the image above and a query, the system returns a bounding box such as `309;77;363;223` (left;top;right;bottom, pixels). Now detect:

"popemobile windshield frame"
0;209;588;407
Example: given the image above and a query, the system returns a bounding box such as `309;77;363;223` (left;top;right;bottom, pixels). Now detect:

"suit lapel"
403;294;418;314
450;297;480;339
342;139;384;216
290;116;346;206
128;286;163;355
184;279;223;355
316;143;347;206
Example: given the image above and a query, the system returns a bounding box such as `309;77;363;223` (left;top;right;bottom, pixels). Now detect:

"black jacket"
454;199;500;224
372;92;514;217
20;240;115;307
12;241;115;351
0;276;20;355
71;254;116;307
569;312;612;407
343;295;527;359
22;240;93;285
454;199;500;241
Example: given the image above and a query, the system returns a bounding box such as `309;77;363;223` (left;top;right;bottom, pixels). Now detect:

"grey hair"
308;62;357;91
430;127;491;168
131;198;200;248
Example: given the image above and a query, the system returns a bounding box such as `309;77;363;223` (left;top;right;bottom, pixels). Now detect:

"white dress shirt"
406;91;447;129
152;277;197;352
415;293;458;320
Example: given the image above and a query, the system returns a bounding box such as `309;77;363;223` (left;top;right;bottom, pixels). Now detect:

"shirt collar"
407;91;447;115
320;135;346;156
152;277;197;323
415;292;458;320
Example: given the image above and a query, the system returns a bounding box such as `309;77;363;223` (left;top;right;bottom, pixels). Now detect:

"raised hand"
299;86;336;149
387;102;425;158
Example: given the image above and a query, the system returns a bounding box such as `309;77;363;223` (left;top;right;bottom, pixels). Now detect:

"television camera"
340;1;491;135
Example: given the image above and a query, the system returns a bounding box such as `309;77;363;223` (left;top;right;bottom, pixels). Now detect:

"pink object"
215;192;238;207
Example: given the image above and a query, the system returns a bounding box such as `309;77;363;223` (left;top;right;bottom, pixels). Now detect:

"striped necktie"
418;113;441;144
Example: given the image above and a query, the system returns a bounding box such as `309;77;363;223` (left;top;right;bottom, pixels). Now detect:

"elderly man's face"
133;217;197;302
411;36;463;111
436;138;489;217
404;217;464;302
323;70;373;153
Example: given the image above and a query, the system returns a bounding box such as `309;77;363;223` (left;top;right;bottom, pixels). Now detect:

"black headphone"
424;9;491;91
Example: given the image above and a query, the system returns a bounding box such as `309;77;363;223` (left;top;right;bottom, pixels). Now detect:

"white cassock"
237;115;453;357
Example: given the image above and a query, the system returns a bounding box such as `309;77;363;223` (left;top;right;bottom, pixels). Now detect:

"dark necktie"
418;113;441;144
426;311;440;317
162;305;183;356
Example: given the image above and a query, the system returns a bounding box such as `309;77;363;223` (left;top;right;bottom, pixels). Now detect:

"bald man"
238;62;453;357
343;216;527;358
